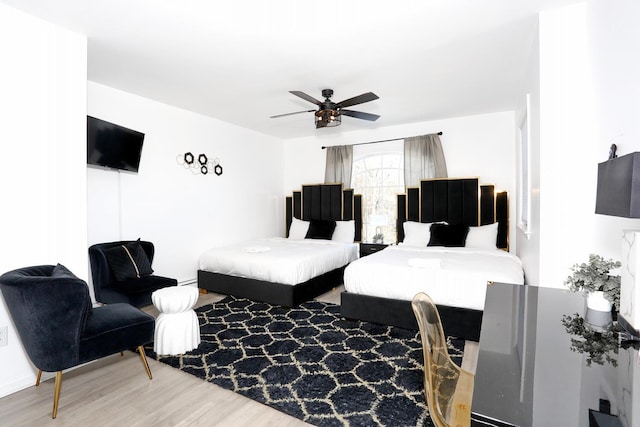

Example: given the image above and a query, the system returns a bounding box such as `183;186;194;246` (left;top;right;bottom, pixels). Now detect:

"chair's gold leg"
52;371;62;419
137;346;152;380
35;369;42;386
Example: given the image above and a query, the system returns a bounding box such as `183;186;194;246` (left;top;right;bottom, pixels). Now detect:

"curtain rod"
321;132;443;149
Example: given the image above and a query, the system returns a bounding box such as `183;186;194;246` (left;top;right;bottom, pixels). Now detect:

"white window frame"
351;140;404;243
518;94;532;238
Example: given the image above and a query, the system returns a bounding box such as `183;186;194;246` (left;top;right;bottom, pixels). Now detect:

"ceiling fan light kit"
271;88;379;129
315;109;341;128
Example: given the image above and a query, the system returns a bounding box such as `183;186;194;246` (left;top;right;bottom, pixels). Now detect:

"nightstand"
359;242;388;257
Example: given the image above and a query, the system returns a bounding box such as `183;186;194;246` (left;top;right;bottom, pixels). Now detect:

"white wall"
526;5;640;419
514;26;542;287
87;83;285;285
284;111;518;250
588;0;640;256
0;4;87;397
518;0;640;289
538;2;600;289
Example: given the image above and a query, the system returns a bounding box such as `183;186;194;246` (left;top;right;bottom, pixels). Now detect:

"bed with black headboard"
198;183;362;307
340;177;523;341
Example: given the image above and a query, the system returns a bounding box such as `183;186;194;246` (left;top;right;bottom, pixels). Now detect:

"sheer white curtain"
403;134;447;188
324;145;353;187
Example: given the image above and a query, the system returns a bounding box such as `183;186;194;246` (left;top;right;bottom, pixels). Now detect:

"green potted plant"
564;254;621;312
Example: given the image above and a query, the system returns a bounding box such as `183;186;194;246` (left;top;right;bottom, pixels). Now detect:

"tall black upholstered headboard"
396;177;508;249
285;183;363;242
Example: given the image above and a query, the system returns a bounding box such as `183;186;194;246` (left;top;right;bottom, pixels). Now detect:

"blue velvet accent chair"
89;240;177;307
0;264;155;419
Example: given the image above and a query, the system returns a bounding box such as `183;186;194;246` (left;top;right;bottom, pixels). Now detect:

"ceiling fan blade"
336;92;379;108
270;109;315;119
290;91;323;106
341;109;380;121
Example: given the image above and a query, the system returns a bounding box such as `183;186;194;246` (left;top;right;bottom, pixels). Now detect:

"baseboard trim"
0;372;39;399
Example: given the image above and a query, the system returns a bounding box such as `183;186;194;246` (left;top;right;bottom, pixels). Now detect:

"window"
351;141;404;243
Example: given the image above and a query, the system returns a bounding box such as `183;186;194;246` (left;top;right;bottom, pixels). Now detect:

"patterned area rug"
145;296;465;427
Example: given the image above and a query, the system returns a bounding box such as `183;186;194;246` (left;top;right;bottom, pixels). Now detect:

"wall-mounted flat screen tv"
87;116;145;173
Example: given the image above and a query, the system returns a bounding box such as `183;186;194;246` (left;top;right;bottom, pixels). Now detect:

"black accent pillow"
105;240;154;282
428;223;470;247
51;263;78;279
305;219;337;240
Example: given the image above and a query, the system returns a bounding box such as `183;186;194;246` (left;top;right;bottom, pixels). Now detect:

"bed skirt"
340;292;483;341
197;266;345;307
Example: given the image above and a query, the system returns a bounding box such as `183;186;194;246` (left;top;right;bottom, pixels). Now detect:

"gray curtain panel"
404;134;447;189
324;145;353;188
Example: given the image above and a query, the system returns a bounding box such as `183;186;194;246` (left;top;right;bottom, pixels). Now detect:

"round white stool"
152;286;201;355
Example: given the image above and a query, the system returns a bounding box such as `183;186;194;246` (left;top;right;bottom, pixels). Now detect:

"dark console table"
471;282;635;426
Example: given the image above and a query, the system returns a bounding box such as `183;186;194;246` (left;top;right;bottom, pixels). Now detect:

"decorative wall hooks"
176;152;223;176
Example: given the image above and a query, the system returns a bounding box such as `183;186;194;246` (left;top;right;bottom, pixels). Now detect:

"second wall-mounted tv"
87;116;145;173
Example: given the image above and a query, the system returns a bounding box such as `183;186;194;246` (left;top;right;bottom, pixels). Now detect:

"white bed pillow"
465;222;499;249
402;221;446;247
332;220;355;243
288;217;310;240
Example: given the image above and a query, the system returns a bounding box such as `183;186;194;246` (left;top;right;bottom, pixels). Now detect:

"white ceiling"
3;0;583;140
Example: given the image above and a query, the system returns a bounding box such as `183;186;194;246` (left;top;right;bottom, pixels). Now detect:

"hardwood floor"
0;286;478;426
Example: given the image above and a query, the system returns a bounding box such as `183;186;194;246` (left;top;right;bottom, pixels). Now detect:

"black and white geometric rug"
145;296;465;427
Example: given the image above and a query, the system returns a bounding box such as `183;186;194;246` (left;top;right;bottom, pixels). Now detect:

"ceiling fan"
270;89;380;128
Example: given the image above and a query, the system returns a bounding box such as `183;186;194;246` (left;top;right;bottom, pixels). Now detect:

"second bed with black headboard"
340;178;524;341
198;183;362;307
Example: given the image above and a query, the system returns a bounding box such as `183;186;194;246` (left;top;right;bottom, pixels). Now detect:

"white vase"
586;290;613;312
585;308;613;331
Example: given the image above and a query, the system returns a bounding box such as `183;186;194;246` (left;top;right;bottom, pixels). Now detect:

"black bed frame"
340;177;508;341
198;183;362;307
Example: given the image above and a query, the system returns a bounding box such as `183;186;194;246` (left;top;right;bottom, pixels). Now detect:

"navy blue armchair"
0;264;155;418
89;240;177;307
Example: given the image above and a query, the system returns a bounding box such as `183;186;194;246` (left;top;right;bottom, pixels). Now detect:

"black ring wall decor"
176;152;223;176
184;152;194;164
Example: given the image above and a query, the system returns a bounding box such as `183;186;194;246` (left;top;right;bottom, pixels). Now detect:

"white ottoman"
152;286;201;355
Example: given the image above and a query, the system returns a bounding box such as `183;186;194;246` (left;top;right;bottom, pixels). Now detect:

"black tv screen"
87;116;144;173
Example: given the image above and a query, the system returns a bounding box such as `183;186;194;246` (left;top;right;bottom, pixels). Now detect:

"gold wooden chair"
411;292;474;427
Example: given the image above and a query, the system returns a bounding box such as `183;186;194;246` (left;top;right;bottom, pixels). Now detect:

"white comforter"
344;245;524;310
199;237;359;286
